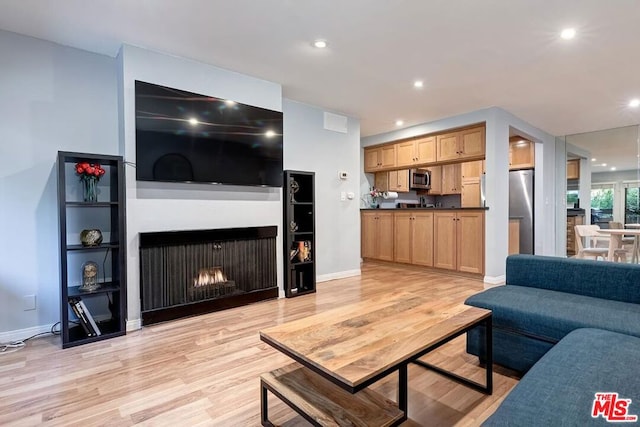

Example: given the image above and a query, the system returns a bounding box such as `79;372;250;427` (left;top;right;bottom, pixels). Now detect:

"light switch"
340;191;346;201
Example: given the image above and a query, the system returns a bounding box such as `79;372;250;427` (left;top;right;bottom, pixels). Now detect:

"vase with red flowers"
75;162;105;202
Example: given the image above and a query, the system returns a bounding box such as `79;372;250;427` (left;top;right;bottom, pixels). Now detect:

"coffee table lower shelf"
260;363;405;427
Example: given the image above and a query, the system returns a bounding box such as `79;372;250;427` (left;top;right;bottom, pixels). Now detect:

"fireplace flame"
194;267;227;287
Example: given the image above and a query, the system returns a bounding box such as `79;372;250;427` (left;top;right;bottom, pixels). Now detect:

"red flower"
75;162;106;181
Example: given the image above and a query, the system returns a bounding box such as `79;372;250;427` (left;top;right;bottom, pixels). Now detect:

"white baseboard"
483;275;506;288
0;324;56;343
317;269;361;283
126;318;142;331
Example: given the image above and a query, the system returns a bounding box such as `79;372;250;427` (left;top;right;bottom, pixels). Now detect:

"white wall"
118;45;362;329
1;37;362;339
0;30;119;339
361;107;558;284
283;100;361;281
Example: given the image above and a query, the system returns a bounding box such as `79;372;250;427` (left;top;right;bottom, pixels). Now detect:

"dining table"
597;228;640;262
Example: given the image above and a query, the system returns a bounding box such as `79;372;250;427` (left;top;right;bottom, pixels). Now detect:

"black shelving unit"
283;170;316;297
57;151;127;348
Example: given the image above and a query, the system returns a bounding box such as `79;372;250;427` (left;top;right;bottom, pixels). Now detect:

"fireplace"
139;226;278;325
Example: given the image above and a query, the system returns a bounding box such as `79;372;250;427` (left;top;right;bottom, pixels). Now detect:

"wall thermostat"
339;171;348;180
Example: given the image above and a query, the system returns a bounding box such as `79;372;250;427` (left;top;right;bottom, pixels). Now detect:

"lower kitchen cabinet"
434;210;485;274
394;211;434;266
361;211;394;261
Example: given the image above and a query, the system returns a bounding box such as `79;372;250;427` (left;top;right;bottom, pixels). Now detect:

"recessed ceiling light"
313;39;327;49
602;163;607;167
413;80;424;89
265;130;276;138
591;158;597;161
395;120;404;126
611;167;617;171
560;28;576;40
188;118;198;126
629;99;640;108
225;100;236;106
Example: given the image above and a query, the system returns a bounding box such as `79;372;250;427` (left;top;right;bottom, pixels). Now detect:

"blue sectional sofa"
465;254;640;373
483;328;640;426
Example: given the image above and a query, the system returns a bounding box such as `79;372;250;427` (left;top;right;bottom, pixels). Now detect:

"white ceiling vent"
324;112;348;133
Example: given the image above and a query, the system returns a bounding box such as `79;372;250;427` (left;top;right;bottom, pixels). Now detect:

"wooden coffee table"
259;292;492;425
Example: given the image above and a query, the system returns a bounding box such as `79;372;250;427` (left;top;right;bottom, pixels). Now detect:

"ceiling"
1;0;639;140
567;125;640;173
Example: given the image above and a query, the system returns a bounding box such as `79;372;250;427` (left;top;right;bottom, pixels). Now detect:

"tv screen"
135;80;283;187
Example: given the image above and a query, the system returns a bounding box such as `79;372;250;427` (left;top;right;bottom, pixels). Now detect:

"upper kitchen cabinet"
441;163;461;195
509;137;535;170
426;166;442;195
375;170;409;192
396;136;436;167
436;126;485;162
567;159;580;180
461;160;484;207
364;145;396;172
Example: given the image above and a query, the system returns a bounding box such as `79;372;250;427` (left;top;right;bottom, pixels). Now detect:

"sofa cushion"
483;328;640;426
465;286;640;342
506;255;640;304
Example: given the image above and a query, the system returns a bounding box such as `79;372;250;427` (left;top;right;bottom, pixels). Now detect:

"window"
590;187;614;226
625;186;640;225
567;190;579;208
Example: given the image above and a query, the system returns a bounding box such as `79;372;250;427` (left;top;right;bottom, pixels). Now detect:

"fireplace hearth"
139;226;277;325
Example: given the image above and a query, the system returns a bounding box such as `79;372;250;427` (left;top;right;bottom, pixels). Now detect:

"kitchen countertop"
361;207;489;211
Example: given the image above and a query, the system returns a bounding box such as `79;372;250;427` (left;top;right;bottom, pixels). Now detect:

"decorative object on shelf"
75;162;106;202
289;246;299;261
289;177;300;203
80;261;100;291
369;187;383;208
296;240;311;262
289;221;298;233
80;229;103;246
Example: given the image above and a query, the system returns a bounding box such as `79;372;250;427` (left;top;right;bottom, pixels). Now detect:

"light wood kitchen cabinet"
441;163;461;194
567;159;580;180
361;211;394;261
374;172;388;191
389;170;409;192
394;211;434;266
461;160;484;207
509;137;535;170
374;170;409;192
434;211;484;274
461;181;481;207
364;145;396;172
566;214;584;256
427;166;442;195
396;136;436;167
436;126;485;162
509;218;520;255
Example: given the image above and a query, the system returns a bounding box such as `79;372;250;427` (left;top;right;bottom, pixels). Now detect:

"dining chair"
574;225;629;262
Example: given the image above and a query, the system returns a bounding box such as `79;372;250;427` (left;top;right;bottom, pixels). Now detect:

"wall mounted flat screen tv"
135;80;283;187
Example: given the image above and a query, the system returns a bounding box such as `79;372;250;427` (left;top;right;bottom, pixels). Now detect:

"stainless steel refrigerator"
509;170;534;254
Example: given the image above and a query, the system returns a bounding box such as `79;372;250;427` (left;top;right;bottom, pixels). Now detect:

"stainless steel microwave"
410;169;431;190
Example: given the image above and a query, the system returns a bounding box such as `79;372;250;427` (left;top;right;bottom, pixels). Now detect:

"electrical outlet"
23;294;36;311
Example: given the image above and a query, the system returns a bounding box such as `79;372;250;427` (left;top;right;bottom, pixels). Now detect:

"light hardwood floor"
0;262;518;426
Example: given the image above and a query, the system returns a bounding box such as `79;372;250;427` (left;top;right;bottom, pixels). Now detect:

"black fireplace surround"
139;226;278;325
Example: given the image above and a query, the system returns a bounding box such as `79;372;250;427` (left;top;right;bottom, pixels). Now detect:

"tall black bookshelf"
283;170;316;297
57;151;127;348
